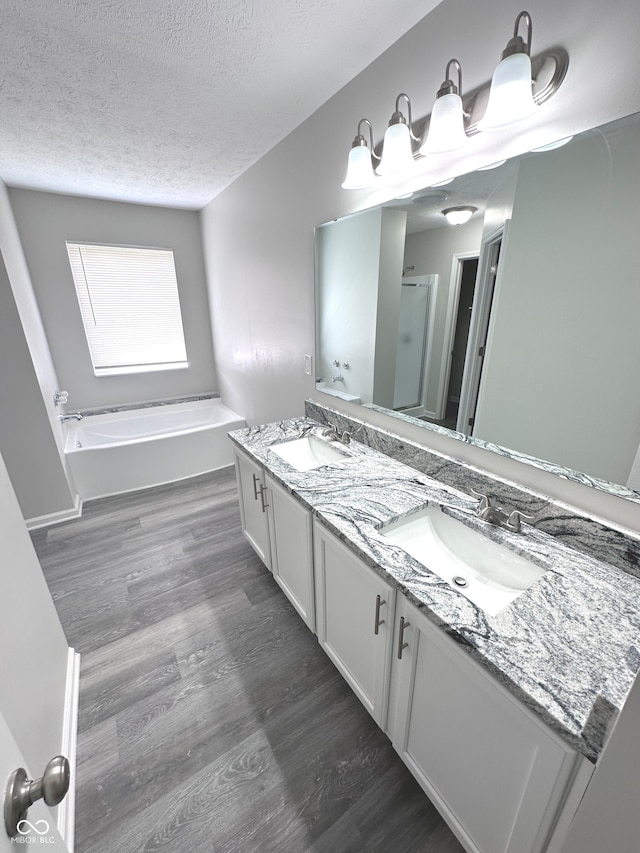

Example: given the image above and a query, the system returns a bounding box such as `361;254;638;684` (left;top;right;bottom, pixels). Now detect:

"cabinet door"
314;520;395;728
389;596;581;853
266;473;315;631
234;450;271;569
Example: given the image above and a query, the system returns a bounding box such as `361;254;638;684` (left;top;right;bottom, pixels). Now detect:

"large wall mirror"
315;110;640;503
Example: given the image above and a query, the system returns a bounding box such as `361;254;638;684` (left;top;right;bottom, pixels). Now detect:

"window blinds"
66;242;188;376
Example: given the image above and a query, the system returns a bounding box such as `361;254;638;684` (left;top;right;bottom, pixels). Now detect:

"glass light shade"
478;52;538;132
420;93;468;155
377;122;415;175
443;207;476;225
342;144;376;189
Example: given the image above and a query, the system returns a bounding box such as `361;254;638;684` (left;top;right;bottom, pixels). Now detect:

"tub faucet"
59;412;84;421
332;374;345;383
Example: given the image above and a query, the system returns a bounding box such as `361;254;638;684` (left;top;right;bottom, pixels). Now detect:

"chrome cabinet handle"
4;755;70;838
397;617;410;660
259;484;268;513
374;594;386;635
252;473;261;501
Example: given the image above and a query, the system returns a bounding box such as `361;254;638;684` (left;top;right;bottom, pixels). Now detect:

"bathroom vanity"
231;412;640;853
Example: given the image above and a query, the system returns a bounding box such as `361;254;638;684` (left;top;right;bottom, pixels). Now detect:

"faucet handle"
470;488;491;512
507;509;535;528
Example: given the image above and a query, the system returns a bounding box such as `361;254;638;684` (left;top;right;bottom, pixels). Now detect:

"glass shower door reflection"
393;275;436;410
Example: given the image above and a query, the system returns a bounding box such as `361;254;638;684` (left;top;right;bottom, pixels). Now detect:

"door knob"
4;755;70;838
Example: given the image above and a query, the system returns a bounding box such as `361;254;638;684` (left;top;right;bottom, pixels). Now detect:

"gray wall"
200;0;640;533
474;123;640;485
0;182;76;522
9;189;217;411
403;218;483;415
0;253;76;519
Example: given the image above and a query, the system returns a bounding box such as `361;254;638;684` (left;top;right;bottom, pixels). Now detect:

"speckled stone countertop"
230;417;640;763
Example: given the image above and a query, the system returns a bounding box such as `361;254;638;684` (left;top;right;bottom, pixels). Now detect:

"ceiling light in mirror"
442;206;477;225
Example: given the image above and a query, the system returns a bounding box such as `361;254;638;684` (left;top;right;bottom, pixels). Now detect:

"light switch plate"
303;354;312;376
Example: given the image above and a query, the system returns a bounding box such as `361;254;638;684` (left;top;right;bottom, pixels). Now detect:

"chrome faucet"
470;489;534;533
332;374;345;383
59;412;84;421
321;425;351;445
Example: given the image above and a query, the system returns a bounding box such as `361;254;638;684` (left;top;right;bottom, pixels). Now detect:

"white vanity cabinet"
234;448;316;630
234;448;272;569
265;472;315;631
234;440;593;853
387;594;587;853
313;520;396;728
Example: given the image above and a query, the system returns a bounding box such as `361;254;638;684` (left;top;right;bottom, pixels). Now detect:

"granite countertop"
230;417;640;763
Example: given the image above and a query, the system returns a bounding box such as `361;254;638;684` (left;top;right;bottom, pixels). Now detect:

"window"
66;242;188;376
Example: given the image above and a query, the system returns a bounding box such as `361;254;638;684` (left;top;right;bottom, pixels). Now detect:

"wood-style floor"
31;467;465;853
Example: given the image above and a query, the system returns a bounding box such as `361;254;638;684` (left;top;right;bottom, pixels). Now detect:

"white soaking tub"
64;398;246;500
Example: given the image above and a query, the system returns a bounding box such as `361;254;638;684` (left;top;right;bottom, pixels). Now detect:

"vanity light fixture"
420;59;469;155
478;11;538;132
341;118;379;189
377;93;419;175
341;10;568;189
443;206;477;225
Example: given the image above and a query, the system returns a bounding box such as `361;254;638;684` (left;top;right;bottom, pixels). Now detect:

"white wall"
9;189;217;411
0;452;69;775
316;208;383;403
372;208;406;409
316;207;406;406
560;667;640;853
474;122;640;485
200;0;640;533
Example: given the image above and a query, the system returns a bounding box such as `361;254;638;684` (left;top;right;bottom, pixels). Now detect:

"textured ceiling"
0;0;442;209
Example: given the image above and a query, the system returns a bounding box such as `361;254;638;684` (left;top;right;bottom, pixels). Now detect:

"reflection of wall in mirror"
403;218;483;416
475;121;640;487
315;207;406;406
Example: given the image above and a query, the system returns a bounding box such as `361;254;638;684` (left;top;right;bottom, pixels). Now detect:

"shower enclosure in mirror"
314;110;640;502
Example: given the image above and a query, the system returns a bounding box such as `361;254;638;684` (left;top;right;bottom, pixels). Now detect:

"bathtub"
64;399;246;500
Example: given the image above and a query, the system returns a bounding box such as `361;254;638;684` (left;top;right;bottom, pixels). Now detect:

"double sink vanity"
230;407;640;853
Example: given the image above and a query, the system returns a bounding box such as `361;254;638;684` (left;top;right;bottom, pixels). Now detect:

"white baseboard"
26;494;83;531
58;648;80;852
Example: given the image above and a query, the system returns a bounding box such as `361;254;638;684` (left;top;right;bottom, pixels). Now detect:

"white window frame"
66;241;189;377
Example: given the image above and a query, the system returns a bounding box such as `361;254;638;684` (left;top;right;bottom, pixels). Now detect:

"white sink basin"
269;435;350;472
380;503;547;616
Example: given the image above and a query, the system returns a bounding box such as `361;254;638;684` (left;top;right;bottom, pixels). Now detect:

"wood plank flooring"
31;467;465;853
